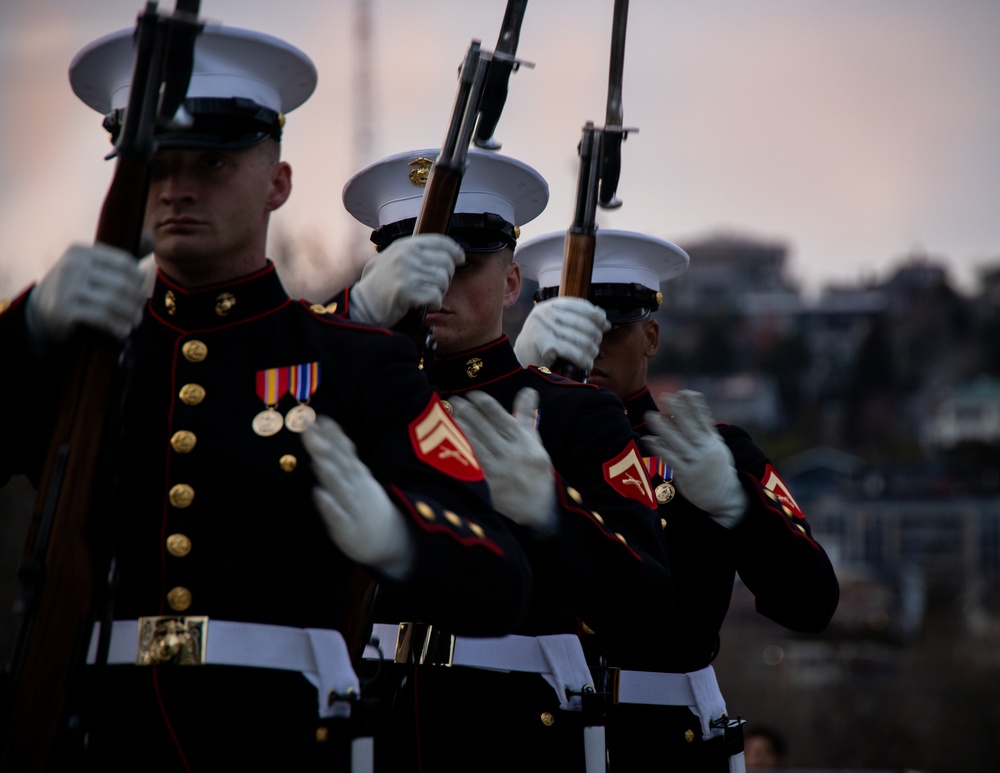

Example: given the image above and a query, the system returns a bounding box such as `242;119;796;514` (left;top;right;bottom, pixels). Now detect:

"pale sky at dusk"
1;0;998;302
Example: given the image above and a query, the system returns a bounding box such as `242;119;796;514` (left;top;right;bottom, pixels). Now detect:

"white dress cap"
517;229;690;292
342;148;549;230
70;23;317;116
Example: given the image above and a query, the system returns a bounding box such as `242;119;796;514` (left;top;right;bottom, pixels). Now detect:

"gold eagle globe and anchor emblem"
408;157;433;187
466;357;484;379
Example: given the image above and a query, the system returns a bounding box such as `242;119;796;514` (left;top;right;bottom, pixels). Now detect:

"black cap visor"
104;97;283;151
534;282;660;326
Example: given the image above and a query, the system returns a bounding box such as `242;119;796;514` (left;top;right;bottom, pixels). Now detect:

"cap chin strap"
103;97;283;147
372;212;517;253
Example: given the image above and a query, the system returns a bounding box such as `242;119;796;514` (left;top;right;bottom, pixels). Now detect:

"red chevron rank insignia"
762;464;804;519
603;442;656;509
409;397;485;482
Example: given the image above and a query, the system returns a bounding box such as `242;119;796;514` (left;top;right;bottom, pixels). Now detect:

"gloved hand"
643;390;748;528
513;296;610;370
303;415;415;580
349;234;466;327
25;242;146;352
450;388;558;537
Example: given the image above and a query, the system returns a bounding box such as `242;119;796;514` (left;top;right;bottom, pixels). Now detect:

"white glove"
350;234;466;327
26;242;146;352
450;388;558;537
302;415;416;580
643;390;748;528
513;296;611;370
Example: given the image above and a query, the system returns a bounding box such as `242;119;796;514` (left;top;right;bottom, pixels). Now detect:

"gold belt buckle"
136;616;208;666
394;622;455;667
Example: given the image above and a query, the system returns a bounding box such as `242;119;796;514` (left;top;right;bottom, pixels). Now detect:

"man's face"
427;248;520;354
590;316;658;400
144;143;290;283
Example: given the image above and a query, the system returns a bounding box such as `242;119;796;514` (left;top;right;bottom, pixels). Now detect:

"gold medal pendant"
284;403;317;433
252;407;284;437
655;481;675;505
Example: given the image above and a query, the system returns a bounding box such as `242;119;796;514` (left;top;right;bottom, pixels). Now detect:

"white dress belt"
615;665;728;740
87;619;360;720
364;623;593;712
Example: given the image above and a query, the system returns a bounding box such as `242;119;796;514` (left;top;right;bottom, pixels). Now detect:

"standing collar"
150;261;289;330
622;386;658;432
431;335;523;393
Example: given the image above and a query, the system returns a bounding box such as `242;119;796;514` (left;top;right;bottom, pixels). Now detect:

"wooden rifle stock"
552;123;601;382
0;5;201;767
0;155;151;773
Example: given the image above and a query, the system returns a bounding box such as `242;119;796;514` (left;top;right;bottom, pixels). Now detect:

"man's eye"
202;154;226;170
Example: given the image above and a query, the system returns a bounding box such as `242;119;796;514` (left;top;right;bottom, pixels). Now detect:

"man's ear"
644;318;659;358
503;259;522;309
265;161;292;212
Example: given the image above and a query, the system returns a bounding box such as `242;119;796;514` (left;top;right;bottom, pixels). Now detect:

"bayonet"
598;0;635;209
474;0;532;150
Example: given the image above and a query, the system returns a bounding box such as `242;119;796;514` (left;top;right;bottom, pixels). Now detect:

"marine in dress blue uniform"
0;26;531;771
340;152;675;772
518;230;840;772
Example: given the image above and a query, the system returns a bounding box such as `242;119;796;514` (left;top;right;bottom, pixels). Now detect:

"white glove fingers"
511;387;539;433
642;410;692;466
312;485;348;533
677;389;717;435
559;297;611;333
660;392;702;447
450;395;510;460
464;391;523;440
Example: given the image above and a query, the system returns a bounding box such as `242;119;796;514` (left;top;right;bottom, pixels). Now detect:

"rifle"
345;2;532;664
553;0;635;381
394;0;531;356
0;3;201;768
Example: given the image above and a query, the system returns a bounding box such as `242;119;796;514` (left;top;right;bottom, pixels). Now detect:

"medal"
285;362;320;433
252;408;284;436
656;481;675;504
285;404;317;433
644;454;675;505
254;366;290;437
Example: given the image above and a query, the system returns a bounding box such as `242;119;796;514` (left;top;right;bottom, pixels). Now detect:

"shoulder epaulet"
527;365;599;389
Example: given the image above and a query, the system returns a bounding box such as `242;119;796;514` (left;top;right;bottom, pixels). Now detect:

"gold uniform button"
566;487;583;504
167;586;192;611
660;517;668;529
444;510;462;528
178;383;206;406
315;726;329;743
440;399;453;414
540;712;555;727
166;533;192;558
581;621;596;635
416;501;435;521
280;454;298;472
469;522;485;538
684;728;696;743
182;340;208;362
170;431;197;454
591;511;604;524
169;484;195;509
